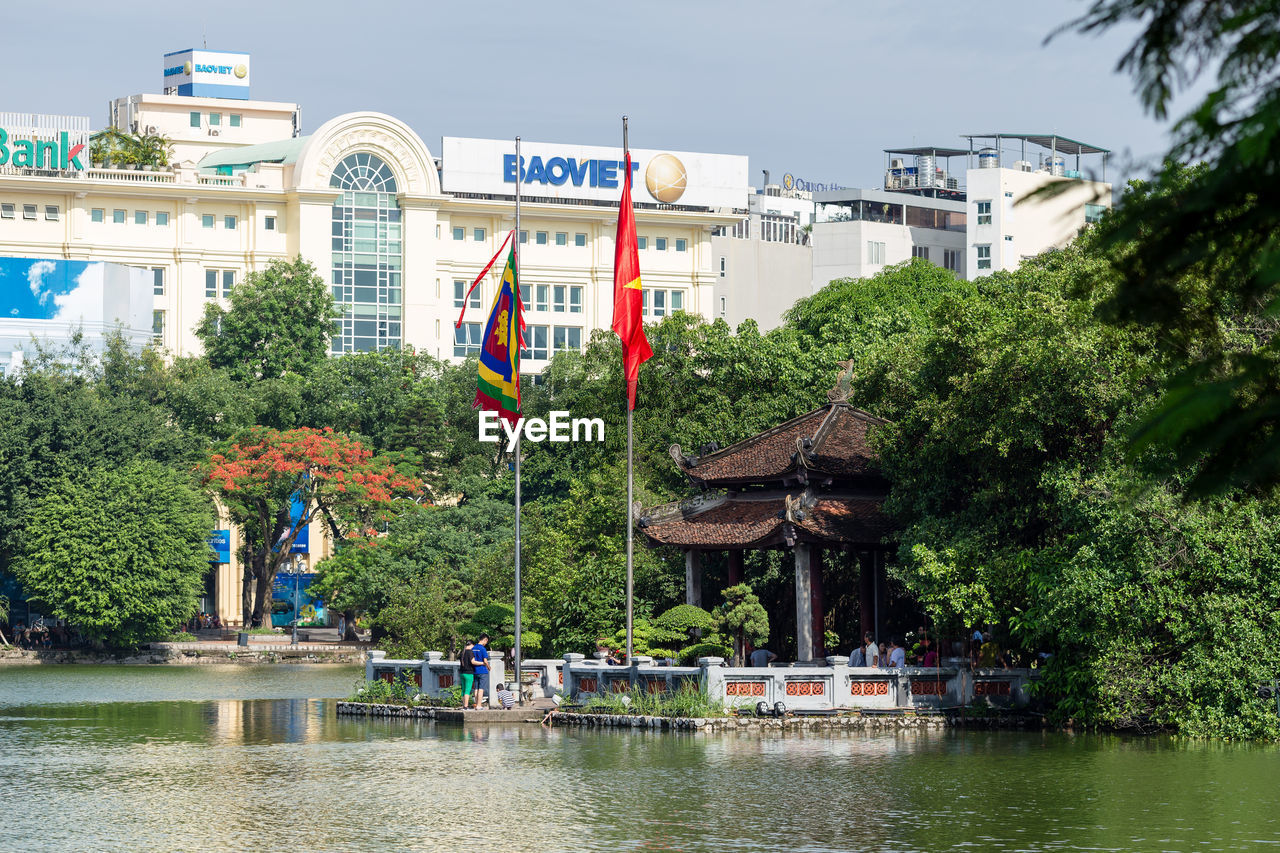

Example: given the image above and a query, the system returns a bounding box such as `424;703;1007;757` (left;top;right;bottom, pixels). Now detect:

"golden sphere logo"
783;173;795;191
234;63;248;79
645;153;687;203
183;61;192;75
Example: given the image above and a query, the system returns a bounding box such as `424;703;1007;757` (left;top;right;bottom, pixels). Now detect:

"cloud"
51;263;104;324
27;260;56;305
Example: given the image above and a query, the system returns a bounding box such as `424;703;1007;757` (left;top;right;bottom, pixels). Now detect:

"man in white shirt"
863;631;879;667
887;637;906;668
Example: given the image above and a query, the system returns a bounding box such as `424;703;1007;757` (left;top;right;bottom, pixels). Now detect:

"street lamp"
290;557;301;646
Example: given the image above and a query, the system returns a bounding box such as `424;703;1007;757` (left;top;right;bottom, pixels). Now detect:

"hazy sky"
8;1;1182;188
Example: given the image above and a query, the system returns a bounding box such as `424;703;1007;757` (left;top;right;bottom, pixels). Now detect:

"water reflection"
0;669;1278;851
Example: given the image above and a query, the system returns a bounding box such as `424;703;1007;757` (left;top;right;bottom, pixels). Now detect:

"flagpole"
623;116;634;665
513;135;523;705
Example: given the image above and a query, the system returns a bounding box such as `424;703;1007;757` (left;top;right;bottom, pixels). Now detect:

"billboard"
163;49;251;100
0;257;154;376
441;137;748;210
209;530;231;563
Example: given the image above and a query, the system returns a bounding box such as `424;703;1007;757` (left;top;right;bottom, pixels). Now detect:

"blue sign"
271;571;325;627
503;154;639;189
209;529;231;563
289;494;309;554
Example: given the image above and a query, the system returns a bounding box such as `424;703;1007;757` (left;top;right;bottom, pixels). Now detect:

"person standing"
749;647;777;668
459;639;476;710
848;644;865;667
471;634;491;709
887;637;906;669
863;631;880;667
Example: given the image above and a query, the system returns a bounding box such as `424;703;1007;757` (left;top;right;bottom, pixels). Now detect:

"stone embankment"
1;643;365;666
335;702;545;723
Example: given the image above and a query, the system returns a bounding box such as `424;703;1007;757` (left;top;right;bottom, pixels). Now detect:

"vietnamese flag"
611;150;654;410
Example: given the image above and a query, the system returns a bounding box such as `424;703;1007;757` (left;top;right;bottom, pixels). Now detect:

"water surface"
0;665;1276;852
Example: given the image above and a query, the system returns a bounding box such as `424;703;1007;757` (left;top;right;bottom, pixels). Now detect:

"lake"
0;665;1276;851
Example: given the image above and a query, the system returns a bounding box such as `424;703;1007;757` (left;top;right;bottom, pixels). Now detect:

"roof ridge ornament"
827;359;856;403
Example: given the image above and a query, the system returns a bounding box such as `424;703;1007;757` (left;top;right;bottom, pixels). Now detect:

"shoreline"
0;645;365;666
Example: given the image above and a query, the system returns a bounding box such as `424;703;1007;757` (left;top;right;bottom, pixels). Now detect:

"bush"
678;642;732;666
168;632;197;642
580;682;725;718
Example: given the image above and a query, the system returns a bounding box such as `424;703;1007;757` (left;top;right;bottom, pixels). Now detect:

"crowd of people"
187;613;223;632
2;621;72;649
745;625;1021;670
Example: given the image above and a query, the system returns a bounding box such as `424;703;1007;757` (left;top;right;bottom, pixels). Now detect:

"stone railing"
563;654;1037;711
82;168;176;183
365;650;506;701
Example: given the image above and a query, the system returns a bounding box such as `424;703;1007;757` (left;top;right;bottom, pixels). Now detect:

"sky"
6;1;1190;189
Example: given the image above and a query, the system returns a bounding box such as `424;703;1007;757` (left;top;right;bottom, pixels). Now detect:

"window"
671;290;684;312
265;216;276;231
206;269;235;298
113;209;126;224
90;208;103;223
867;241;885;265
553;326;582;352
569;286;582;313
454;322;483;356
156;211;169;226
22;204;36;221
943;249;961;272
519;284;531;310
652;289;666;317
152;310;164;338
555;232;567;246
0;203;13;219
473;227;485;242
719;257;726;277
135;210;148;225
1085;203;1107;224
642;289;649;316
637;236;648;250
454;280;481;309
1004;235;1013;241
976;200;992;226
536;231;548;245
152;267;165;296
44;205;59;221
189;112;201;128
676;238;687;252
655;237;667;251
574;233;586;247
911;245;929;260
535;284;549;312
452;226;464;241
519;230;528;244
521;325;549;360
719;296;727;317
977;245;992;270
209;113;221;127
553;285;566;312
224;215;237;230
229;114;242;128
202;214;214;229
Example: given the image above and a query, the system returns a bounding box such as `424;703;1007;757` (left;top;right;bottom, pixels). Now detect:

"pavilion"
637;398;896;662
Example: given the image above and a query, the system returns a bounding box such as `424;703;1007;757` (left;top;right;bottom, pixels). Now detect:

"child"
494;683;516;710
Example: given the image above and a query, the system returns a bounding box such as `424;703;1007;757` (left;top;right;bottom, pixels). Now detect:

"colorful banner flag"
474;244;524;425
611;150;654;410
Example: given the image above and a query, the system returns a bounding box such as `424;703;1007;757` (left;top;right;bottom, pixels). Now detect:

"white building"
810;136;1111;290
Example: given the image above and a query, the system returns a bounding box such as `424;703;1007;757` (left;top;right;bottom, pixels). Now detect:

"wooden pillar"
859;550;875;640
685;550;702;608
727;550;743;587
794;543;813;662
811;547;825;659
875;550;887;641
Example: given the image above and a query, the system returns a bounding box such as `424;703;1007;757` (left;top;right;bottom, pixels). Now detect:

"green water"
0;666;1277;852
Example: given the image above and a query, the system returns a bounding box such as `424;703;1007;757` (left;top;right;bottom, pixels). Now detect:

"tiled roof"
639;491;892;549
673;403;886;487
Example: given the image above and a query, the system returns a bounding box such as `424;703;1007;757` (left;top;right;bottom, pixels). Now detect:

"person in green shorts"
459;639;476;709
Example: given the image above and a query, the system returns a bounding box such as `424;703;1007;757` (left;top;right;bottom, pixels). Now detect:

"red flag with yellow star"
611;150;653;410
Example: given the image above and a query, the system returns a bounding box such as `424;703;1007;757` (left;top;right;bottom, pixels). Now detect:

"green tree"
715;584;770;667
195;257;339;382
14;462;213;648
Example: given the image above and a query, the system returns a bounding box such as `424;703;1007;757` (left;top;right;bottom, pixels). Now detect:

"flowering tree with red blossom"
203;426;423;627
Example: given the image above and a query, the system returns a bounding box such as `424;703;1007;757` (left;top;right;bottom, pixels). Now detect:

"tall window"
976;245;992;270
943;249;961;272
976;200;992;225
1085;203;1106;224
911;245;930;260
553;285;567;312
205;269;235;298
553;326;582;352
329;153;402;353
454;279;481;309
521;325;549;360
454;322;483;356
867;241;885;265
152;267;165;296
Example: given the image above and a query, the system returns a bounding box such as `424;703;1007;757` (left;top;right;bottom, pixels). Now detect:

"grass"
167;632;198;642
576;682;727;719
346;676;463;708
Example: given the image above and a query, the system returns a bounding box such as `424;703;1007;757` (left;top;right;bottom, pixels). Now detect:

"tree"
14;462;213;648
1057;2;1280;494
375;574;475;659
202;426;422;627
715;584;770;667
195;257;340;382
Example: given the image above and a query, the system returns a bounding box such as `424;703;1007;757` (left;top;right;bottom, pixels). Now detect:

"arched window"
329;152;402;354
329;152;398;193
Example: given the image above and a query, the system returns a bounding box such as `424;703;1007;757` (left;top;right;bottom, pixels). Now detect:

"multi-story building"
712;181;813;330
